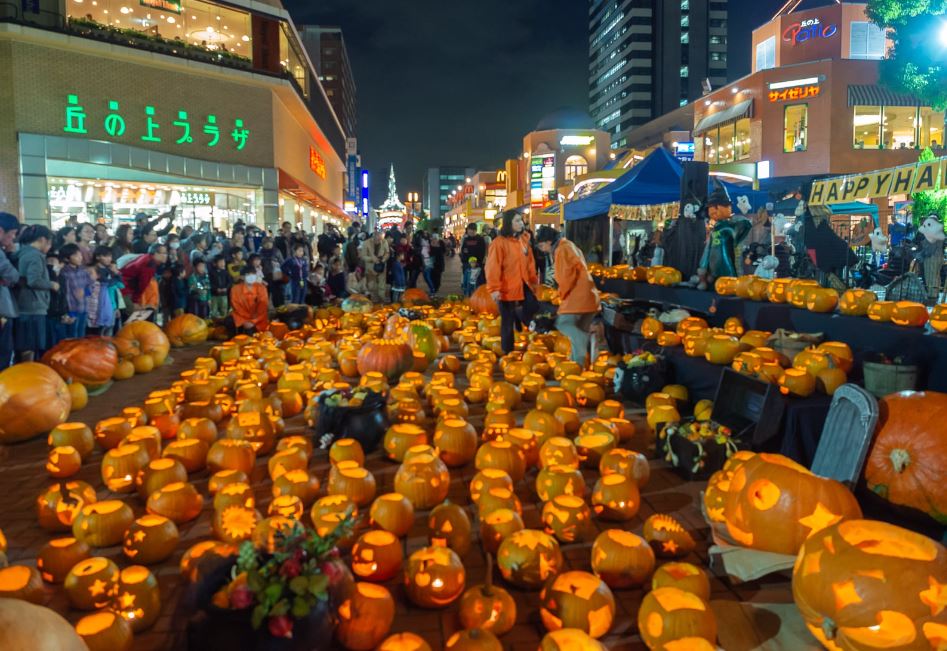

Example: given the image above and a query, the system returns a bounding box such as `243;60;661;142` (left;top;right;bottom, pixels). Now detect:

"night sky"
283;0;786;206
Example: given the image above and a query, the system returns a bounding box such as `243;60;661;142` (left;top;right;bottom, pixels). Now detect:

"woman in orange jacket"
535;226;600;367
229;267;269;334
485;210;539;354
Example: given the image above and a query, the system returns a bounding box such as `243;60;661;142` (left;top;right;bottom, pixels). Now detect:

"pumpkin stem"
821;617;838;640
483;553;494;597
889;448;911;474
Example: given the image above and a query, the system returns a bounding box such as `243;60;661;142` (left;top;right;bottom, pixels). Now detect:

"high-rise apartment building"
299;26;357;140
589;0;728;149
424;167;476;224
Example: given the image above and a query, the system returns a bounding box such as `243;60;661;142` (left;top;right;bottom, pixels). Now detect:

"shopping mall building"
693;2;944;196
0;0;348;231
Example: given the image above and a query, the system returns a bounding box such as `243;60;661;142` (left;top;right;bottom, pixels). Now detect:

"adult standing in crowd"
0;212;19;369
460;224;486;291
360;229;390;303
430;232;446;295
15;225;56;361
120;243;168;314
485;210;539;355
535;226;600;367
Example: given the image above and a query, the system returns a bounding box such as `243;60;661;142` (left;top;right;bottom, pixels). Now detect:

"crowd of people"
0;207;601;371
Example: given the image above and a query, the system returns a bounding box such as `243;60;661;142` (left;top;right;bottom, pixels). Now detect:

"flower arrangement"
661;419;732;445
321;388;376;409
210;516;353;640
622;350;659;368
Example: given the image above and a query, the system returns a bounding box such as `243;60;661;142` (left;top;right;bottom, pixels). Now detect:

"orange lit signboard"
768;85;821;102
309;146;326;179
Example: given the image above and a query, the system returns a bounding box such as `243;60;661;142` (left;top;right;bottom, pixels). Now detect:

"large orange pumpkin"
356;340;414;380
865;391;947;524
115;321;170;366
41;338;118;386
838;289;877;316
723;453;862;555
469;285;499;316
164;314;209;347
402;287;430;304
0;362;72;443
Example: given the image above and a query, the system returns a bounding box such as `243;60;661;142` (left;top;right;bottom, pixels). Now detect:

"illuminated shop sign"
673;141;695;161
560;135;595;146
309;146;327;179
529;153;556;210
769;85;821;102
782;18;837;46
63;95;249;150
140;0;182;14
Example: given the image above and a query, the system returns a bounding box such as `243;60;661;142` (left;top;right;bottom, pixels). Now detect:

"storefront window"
920;108;946;150
66;0;252;57
564;155;589;182
704;129;719;164
718;123;735;164
735;118;751;160
280;25;309;96
853;106;882;149
883;106;918;149
784;105;808;152
47;177;259;231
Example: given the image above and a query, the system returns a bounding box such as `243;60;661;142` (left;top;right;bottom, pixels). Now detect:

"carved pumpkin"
394;453;450;509
434;418;478;467
207;439;256;475
792;519;947;651
458;554;516;636
111;565;160;632
64;556;119;609
652;562;711;601
384;424;429;462
369;492;415;537
497;529;563;589
787;279;820;308
539;570;615;638
805;287;839;313
778;368;816;398
599;448;650;487
932;304;947;333
49;422;94;459
164;314;209;347
475;440;526;482
428;501;472;556
865;391;947;523
638;587;717;649
539;437;580;469
542;495;592;543
115;321;170;366
704;335;741;365
37;537;91;583
479;508;524;556
715;276;738;295
0;362;72;443
336;582;395;651
403;545;466;608
46;445;82;479
76;610;133;651
351;530;403;582
122;515;179;564
641;317;665;340
469;469;514;505
37;480;97;532
591;529;655;589
723;452;862;554
591;474;640;521
536;465;587;502
867;300;896;322
839;288;877;316
574;431;617;468
328;465;377;507
539;629;608;650
146;481;203;524
469;285;500;315
643;514;696;558
537;387;574;414
890;301;929;328
72;500;134;548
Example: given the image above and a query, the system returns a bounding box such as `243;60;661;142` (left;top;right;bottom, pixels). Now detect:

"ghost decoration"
682;202;699;219
869;228;888;254
794;200;806;218
755;255;779;279
918;216;946;300
772;214;789;240
736;195;753;216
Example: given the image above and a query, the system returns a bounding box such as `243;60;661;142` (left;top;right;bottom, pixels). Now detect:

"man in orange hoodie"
230;266;269;334
486;210;539;354
535;226;600;367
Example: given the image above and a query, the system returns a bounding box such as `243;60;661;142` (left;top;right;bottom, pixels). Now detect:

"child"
15;225;56;360
172;266;188;316
390;250;406;303
229;266;269;335
86;245;122;336
209;254;231;320
58;243;93;338
309;262;327;306
188;258;211;318
463;256;483;297
259;237;285;307
326;256;349;299
46;252;72;348
282;244;308;305
227;248;246;282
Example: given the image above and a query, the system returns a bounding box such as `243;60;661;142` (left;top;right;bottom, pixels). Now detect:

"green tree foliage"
867;0;947;109
911;148;947;228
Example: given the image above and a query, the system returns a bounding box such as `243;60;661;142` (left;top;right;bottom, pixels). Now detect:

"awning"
694;99;753;134
848;85;922;107
278;169;350;221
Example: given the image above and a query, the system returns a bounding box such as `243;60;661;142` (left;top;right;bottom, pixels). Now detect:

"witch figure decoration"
698;181;751;283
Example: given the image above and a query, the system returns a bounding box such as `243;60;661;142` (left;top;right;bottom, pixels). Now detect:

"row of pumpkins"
642;314;853;397
592;263;947;331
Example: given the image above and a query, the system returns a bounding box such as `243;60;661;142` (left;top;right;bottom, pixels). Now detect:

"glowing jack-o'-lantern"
336;582;396;651
328;465;377;506
384;424;429;462
206;439;256;474
540;570;616;638
394;453;450;510
434;418;478;467
537;387;574;414
146;482;204;524
458;553;516;636
470;469;514;505
351;530;403;582
377;632;433;651
497;529;563;589
792;519;947;651
591;474;640;521
839;288;877;316
475;440;526;482
72;500;135;548
479;508;524;556
599;448;650;487
477;487;522;517
652;562;711;601
46;445;82;479
542;495;592;543
591;529;655;589
369;492;415;537
111;565;160;632
0;565;43;602
536;465;587;502
403;545;466;608
268;495;304;520
891;300;929;327
49;422;95;460
123;515;179;564
638;587;717;649
65;556;119;610
76;610;133;651
574;431;617;468
37;537;91;584
539;628;608;650
931;304;947;333
272;469;320;507
643;514;696;558
539;437;580;469
101;444;150;493
37;480;97;533
428;501;472;556
723;452;861;555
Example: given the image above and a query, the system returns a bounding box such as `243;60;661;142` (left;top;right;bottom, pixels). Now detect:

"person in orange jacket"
229;266;269;334
535;226;600;367
485;210;539;354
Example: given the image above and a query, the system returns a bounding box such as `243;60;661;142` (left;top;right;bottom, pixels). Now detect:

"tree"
867;0;947;109
911;148;947;229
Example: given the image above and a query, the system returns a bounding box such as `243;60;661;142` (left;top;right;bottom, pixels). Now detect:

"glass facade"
784;105;808;152
564;155;589;182
698;117;751;165
280;25;309;96
853;106;945;150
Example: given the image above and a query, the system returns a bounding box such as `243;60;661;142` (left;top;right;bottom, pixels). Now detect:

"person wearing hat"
485;210;539;354
701;180;751;281
463;255;484;297
535;226;600;367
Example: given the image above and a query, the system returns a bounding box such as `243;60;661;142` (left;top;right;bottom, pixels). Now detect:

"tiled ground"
0;335;803;650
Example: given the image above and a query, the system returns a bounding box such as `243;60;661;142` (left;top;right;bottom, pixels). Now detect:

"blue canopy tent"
827;201;879;227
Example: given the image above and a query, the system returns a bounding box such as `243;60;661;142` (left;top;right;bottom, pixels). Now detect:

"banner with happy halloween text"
808;157;947;206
